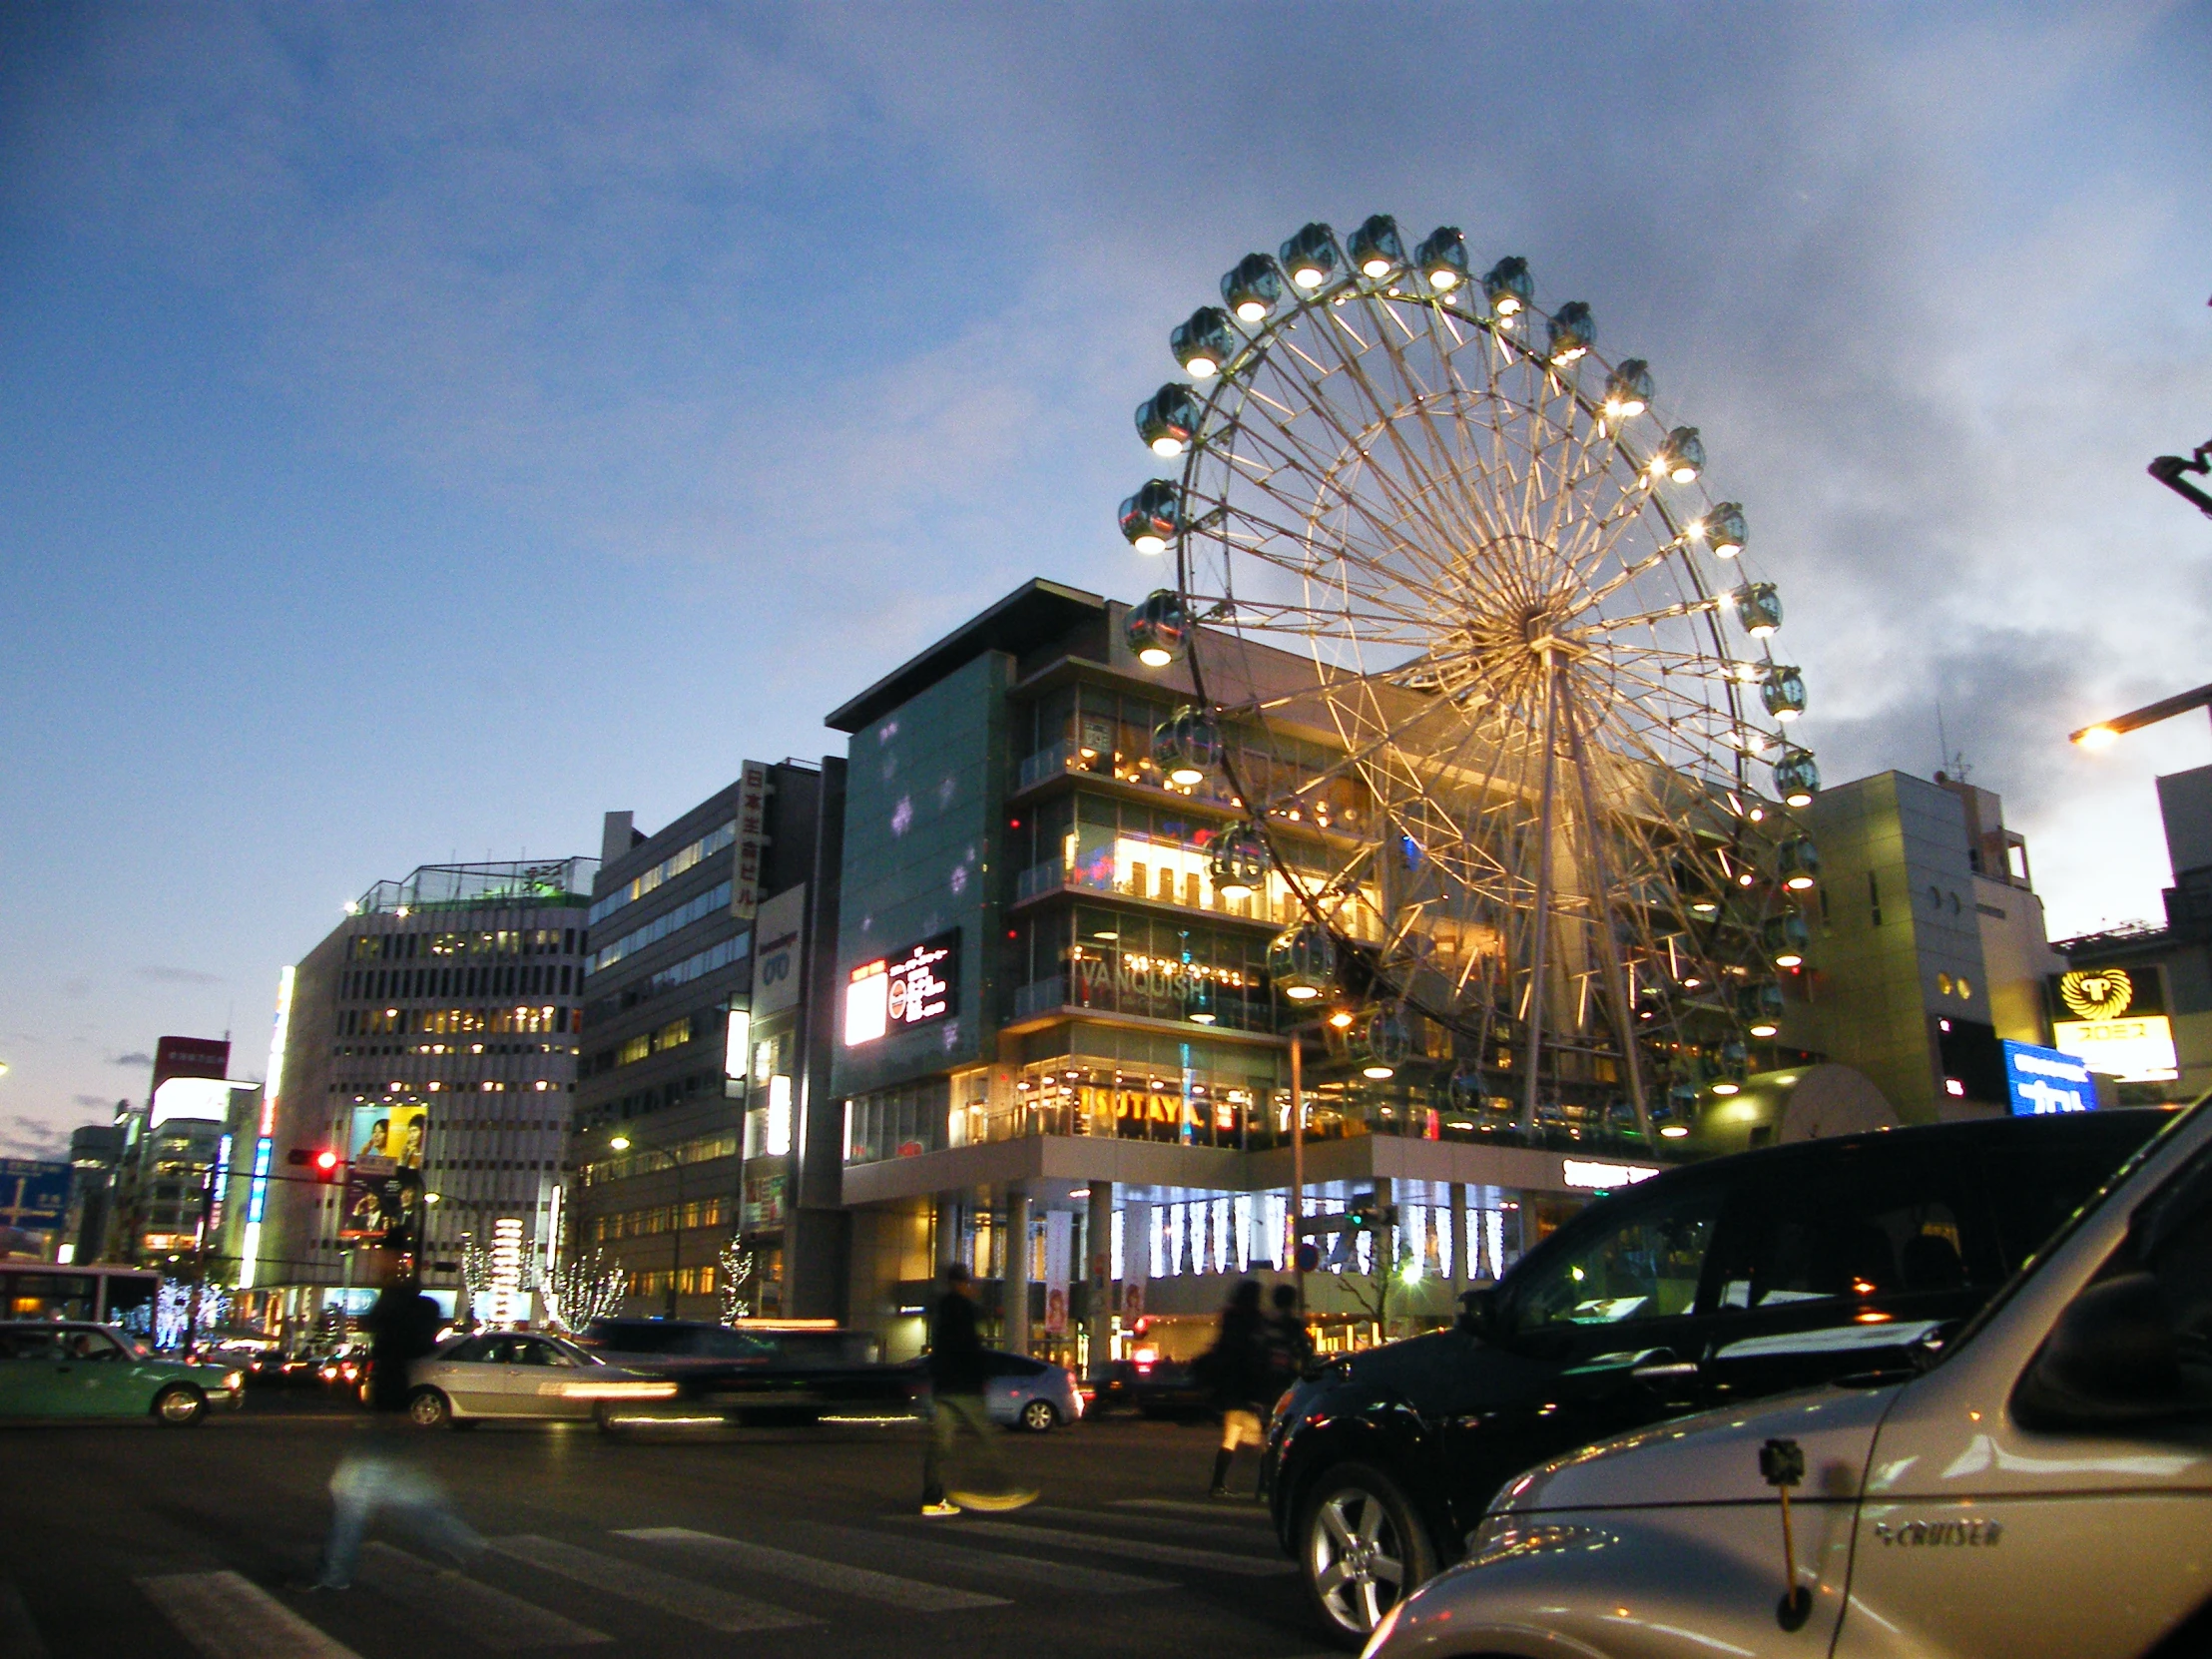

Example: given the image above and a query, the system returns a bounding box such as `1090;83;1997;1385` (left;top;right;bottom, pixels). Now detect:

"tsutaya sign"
843;930;959;1046
2050;966;2178;1083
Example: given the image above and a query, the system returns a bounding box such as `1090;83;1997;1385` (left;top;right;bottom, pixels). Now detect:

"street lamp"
2069;682;2212;751
607;1127;689;1320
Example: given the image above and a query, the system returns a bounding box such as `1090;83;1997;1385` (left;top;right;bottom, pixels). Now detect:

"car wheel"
1019;1397;1059;1433
153;1383;206;1426
407;1388;452;1428
1298;1461;1438;1649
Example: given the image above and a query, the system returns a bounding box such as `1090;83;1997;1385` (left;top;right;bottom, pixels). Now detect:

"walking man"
920;1262;1036;1517
1206;1279;1272;1499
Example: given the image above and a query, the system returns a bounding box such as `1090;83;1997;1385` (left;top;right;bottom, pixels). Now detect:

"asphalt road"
0;1394;1335;1659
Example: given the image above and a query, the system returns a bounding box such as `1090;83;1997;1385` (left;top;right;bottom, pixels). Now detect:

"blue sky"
3;2;2209;1156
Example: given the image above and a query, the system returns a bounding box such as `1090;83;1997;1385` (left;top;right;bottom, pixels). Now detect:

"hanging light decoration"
1267;921;1337;1002
1761;664;1808;723
1774;748;1821;808
1733;582;1783;638
1125;589;1190;668
1278;223;1341;292
1208;825;1268;901
1602;358;1653;419
1764;913;1811;969
1700;501;1748;557
1117;479;1182;554
1545;301;1595;365
1135;383;1202;457
1777;835;1821;892
1481;256;1533;318
1413;227;1469;291
1347;214;1405;279
1170;306;1236;378
1649;426;1705;484
1361;1009;1411;1080
1219;252;1285;323
1152;704;1222;788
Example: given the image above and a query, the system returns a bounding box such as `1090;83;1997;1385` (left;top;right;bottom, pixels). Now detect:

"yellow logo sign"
2060;968;2134;1021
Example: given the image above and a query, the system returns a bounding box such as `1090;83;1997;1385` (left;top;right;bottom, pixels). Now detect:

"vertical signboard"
1044;1211;1071;1337
732;760;771;921
751;885;808;1019
340;1102;426;1247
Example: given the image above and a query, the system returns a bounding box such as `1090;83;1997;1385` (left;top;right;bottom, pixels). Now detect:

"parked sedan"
0;1322;244;1424
910;1350;1084;1431
405;1332;677;1427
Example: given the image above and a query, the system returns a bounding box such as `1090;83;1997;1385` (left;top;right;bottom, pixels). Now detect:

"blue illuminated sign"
2003;1039;2095;1115
246;1137;274;1224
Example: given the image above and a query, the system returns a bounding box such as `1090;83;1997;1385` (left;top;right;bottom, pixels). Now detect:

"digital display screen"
2002;1039;2096;1115
843;930;959;1047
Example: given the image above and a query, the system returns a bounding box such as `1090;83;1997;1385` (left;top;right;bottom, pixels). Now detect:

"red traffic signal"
288;1146;343;1181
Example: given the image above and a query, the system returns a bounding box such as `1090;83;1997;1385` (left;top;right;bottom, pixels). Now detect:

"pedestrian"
1204;1278;1272;1499
299;1273;479;1592
1262;1283;1314;1393
920;1262;1037;1517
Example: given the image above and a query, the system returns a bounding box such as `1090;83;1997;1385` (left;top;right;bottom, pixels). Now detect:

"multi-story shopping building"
254;858;593;1329
566;760;845;1322
827;580;1673;1368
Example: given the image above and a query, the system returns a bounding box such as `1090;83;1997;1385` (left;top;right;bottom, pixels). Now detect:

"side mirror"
1457;1287;1499;1340
2014;1272;2188;1428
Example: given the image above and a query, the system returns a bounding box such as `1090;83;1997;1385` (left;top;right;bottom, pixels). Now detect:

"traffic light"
1347;1193;1399;1233
288;1147;342;1182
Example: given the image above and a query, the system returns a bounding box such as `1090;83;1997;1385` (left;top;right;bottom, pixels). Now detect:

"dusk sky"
3;3;2208;1159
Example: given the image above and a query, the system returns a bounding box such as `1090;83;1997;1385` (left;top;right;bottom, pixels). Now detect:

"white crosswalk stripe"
489;1536;820;1633
897;1517;1294;1575
134;1572;362;1659
618;1527;1010;1612
355;1543;609;1649
786;1520;1176;1594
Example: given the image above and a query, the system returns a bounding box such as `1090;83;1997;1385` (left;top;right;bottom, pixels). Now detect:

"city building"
253;858;594;1331
826;580;1671;1368
60;1120;124;1265
2053;762;2212;1105
566;759;846;1323
1782;771;2064;1122
106;1035;231;1261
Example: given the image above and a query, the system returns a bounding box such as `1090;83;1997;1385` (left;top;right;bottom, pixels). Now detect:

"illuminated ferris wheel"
1114;217;1822;1139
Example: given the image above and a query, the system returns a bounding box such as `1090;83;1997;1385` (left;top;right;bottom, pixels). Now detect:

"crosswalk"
7;1499;1298;1659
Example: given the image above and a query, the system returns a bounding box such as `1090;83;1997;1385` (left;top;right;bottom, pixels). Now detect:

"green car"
0;1321;244;1425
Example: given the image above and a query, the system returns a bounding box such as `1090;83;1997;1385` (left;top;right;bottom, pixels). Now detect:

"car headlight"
1463;1516;1619;1566
1359;1596;1407;1659
224;1371;245;1392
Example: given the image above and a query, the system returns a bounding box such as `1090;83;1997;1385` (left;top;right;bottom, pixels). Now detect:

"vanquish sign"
843;930;959;1047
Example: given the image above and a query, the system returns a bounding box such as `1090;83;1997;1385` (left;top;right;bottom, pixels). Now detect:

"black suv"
1264;1109;2171;1646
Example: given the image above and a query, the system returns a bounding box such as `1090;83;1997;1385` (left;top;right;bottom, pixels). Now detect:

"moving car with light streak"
405;1332;676;1427
578;1318;916;1424
1263;1109;2173;1646
0;1322;245;1424
1362;1096;2212;1659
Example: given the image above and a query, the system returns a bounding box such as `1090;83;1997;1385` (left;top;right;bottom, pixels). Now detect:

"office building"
826;581;1668;1367
1783;771;2064;1122
61;1121;124;1265
254;858;593;1329
566;760;846;1322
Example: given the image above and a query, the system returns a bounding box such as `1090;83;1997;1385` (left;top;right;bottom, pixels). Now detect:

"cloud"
0;1114;71;1161
135;965;224;986
72;1093;112;1109
112;1051;152;1067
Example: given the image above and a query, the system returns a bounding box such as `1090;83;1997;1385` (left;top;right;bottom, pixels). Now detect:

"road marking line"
134;1572;361;1659
1029;1504;1277;1543
789;1521;1175;1594
0;1582;52;1659
488;1536;818;1633
617;1527;1008;1611
897;1519;1292;1575
355;1543;609;1649
1112;1498;1275;1524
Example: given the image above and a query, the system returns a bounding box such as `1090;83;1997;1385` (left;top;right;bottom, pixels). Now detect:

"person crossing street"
920;1262;1037;1517
1204;1279;1273;1499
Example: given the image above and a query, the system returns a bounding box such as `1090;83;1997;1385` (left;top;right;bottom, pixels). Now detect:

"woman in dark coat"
1207;1279;1272;1497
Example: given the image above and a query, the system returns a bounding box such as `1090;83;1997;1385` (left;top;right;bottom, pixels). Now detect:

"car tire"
1019;1398;1059;1433
407;1388;453;1428
152;1383;206;1426
1297;1461;1438;1650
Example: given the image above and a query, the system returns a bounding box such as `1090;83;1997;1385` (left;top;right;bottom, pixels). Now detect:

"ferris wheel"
1115;217;1821;1142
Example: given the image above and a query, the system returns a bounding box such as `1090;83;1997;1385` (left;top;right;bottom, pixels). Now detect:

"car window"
517;1340;571;1368
66;1331;122;1361
477;1337;522;1365
1707;1144;1996;1312
693;1329;776;1359
1508;1185;1723;1335
3;1331;63;1362
442;1338;488;1363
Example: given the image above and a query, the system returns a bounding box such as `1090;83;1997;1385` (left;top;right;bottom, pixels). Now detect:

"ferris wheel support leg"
1558;677;1652;1143
1518;662;1561;1134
